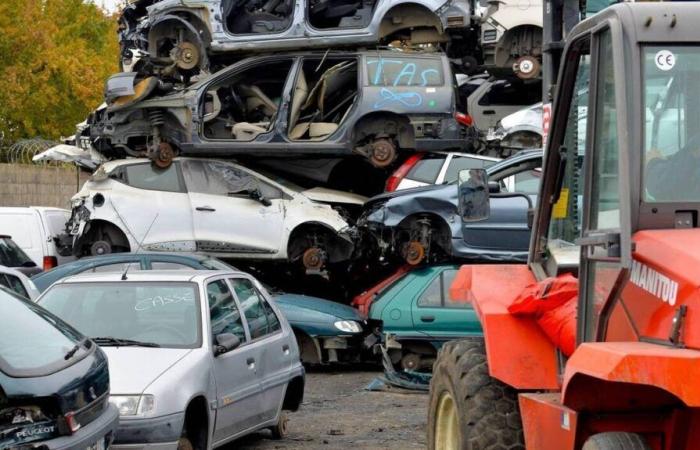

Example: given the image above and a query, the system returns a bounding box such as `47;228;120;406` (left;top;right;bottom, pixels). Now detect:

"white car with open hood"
65;158;366;271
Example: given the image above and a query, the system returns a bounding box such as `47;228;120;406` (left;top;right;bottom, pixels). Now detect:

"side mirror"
487;181;501;194
214;333;240;356
457;169;490;222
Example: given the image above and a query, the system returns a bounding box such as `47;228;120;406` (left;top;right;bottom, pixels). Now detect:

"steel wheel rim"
435;391;459;450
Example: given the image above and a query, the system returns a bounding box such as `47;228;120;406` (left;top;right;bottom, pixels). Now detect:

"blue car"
32;253;368;364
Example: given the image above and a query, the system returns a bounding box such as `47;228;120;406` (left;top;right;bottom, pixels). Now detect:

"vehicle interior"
202;60;294;141
224;0;294;34
308;0;377;29
287;57;358;141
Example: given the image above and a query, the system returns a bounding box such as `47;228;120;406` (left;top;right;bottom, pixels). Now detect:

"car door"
109;162;195;249
229;277;293;422
409;267;480;338
181;159;286;256
206;278;263;443
461;155;542;252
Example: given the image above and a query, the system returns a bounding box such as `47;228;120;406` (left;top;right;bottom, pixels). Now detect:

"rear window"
45;211;69;236
406;154;447;184
0;237;35;268
366;57;443;87
0;288;88;377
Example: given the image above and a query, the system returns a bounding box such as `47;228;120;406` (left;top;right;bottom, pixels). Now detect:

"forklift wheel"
582;433;652;450
427;338;524;450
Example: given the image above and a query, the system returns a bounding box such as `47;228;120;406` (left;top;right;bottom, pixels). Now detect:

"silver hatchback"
37;270;305;450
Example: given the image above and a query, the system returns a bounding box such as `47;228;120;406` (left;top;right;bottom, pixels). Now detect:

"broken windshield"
38;282;202;349
643;46;700;202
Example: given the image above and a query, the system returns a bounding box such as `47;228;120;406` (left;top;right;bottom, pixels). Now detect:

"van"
0;207;76;270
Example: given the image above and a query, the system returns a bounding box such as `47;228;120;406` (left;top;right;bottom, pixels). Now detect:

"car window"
207;280;246;343
150;262;193;270
406;154;447;183
87;262;141;273
230;278;281;339
511;168;543;194
366;57;443;87
45;211;69;237
417;275;441;307
0;238;34;267
0;289;86;377
417;269;467;309
478;79;542;106
444;156;500;184
182;160;283;199
0;274;29;299
122;163;184;193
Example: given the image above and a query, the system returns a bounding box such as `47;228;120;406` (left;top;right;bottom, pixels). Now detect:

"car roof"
58;270;246;285
65;252;221;264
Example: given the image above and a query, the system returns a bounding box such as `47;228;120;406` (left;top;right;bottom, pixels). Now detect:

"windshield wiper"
64;337;89;360
92;336;161;348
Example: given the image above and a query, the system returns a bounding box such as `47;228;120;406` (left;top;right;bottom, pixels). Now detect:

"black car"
357;149;543;265
0;235;41;277
0;286;119;449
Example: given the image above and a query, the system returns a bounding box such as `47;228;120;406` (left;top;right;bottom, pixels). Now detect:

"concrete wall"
0;163;89;209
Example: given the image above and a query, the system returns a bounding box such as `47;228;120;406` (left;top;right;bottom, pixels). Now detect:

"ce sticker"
655;50;676;71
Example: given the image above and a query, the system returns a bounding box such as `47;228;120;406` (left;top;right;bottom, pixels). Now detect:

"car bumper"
41;403;119;450
111;412;185;449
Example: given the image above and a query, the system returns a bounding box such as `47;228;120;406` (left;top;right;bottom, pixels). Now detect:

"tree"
0;0;119;142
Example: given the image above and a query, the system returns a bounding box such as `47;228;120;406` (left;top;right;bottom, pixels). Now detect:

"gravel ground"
230;368;429;450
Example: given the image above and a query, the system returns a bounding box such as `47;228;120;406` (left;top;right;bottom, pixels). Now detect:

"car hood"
302;187;368;206
365;183;455;208
500;103;544;132
274;294;362;322
102;347;193;394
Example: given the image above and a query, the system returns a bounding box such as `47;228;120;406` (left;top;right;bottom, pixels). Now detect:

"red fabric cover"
508;273;578;356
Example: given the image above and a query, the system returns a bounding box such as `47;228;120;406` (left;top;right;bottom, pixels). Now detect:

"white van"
0;207;76;270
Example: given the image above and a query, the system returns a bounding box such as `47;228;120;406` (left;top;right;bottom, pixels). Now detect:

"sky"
92;0;123;13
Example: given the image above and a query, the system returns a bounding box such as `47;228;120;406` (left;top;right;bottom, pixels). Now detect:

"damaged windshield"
643;46;700;202
38;282;201;349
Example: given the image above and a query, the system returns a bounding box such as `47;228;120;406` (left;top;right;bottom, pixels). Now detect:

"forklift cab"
452;4;700;448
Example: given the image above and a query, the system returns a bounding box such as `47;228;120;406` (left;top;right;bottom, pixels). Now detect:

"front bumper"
110;412;185;449
40;403;119;450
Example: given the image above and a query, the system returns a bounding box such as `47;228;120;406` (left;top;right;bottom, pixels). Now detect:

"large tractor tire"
428;338;524;450
582;433;652;450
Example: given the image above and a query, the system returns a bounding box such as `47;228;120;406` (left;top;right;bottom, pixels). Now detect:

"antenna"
121;213;159;281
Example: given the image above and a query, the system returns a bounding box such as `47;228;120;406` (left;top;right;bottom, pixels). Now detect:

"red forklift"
427;2;700;449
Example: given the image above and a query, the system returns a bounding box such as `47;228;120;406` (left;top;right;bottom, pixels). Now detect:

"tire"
582;433;652;450
427;339;524;450
177;436;194;450
270;410;289;439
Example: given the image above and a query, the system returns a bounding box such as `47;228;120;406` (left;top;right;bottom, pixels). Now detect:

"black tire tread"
582;432;652;450
428;338;524;450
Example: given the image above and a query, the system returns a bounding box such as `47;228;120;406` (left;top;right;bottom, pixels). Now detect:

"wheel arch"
378;2;444;40
282;375;305;412
352;111;415;150
396;212;454;248
286;221;353;264
75;219;131;256
148;13;211;69
292;327;322;365
183;394;209;449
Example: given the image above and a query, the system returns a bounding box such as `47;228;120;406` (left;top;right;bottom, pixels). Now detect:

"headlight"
334;320;363;333
109;395;155;416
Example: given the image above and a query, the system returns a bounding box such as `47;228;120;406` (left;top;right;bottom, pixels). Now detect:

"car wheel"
90;240;112;256
270;410;289;439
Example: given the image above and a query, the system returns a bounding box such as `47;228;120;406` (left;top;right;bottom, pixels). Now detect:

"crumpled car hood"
102;347;192;394
274;294;363;321
32;144;106;170
302;187;368;206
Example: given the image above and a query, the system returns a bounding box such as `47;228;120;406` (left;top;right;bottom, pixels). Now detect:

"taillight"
64;412;81;433
385;154;424;192
455;112;473;127
43;256;58;271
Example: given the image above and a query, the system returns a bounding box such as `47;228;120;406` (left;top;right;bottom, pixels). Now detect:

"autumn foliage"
0;0;119;142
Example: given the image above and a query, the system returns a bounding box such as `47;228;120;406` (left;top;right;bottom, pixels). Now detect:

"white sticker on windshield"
655;50;676;71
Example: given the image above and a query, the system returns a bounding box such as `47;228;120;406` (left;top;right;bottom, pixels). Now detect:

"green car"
366;264;482;371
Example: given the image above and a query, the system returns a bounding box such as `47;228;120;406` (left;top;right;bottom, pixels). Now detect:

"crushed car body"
356;149;542;265
118;0;478;78
87;51;469;168
64;157;364;271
